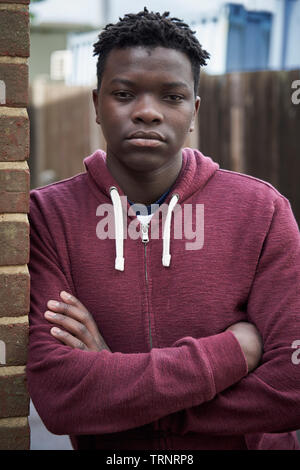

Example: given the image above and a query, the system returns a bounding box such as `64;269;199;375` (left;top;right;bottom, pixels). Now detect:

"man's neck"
106;152;182;205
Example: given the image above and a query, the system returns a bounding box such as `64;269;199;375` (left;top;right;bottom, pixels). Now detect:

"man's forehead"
103;46;194;83
106;45;190;63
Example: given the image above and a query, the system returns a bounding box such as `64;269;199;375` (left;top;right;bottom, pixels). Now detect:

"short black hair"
93;7;210;96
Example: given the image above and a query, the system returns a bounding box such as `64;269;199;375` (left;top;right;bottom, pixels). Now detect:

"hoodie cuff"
200;330;248;395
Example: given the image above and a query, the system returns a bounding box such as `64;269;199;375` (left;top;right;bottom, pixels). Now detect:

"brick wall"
0;0;30;450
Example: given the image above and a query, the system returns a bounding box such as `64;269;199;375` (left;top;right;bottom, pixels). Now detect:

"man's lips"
127;131;165;141
126;131;166;147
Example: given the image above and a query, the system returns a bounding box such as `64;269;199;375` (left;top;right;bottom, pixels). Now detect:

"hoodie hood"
83;148;219;271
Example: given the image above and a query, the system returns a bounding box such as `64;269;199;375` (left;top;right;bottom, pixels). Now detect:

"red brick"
0;267;30;318
0;62;28;107
0;417;30;450
0;191;29;213
0;317;28;366
0;1;30;3
0;215;29;266
0;367;29;418
0;109;29;161
0;166;29;192
0;165;30;213
0;9;30;58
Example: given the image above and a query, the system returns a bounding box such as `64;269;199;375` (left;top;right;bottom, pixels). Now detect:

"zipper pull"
141;223;149;244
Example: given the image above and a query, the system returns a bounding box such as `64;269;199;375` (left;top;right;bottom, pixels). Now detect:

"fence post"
229;73;245;173
0;0;30;450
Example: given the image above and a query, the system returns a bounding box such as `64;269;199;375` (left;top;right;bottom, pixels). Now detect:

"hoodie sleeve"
167;195;300;436
26;193;248;436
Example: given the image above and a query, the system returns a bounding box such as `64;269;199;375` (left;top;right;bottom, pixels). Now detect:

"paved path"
29;400;72;450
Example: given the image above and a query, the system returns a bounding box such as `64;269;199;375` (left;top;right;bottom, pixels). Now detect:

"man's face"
93;46;200;173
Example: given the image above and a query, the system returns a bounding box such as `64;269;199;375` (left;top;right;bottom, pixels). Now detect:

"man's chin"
121;151;168;173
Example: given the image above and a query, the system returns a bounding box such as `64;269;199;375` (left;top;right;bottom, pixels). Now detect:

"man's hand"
226;321;263;373
44;291;111;352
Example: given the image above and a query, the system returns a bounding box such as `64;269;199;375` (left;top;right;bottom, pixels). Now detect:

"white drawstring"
162;194;179;267
109;187;179;270
110;187;125;271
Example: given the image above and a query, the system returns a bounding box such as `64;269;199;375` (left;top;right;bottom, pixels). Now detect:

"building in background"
66;30;99;86
63;0;300;85
193;0;300;74
29;0;300;85
194;3;272;74
29;0;108;84
29;23;99;83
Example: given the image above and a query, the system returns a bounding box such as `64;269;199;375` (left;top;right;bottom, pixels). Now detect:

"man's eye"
114;91;133;99
165;95;184;102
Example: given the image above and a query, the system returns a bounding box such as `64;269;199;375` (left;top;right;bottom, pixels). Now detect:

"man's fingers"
46;292;111;352
50;327;87;350
47;293;102;344
44;311;94;348
60;291;90;314
46;292;90;322
47;299;93;328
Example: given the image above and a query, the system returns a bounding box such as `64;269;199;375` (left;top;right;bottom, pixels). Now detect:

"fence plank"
198;69;300;225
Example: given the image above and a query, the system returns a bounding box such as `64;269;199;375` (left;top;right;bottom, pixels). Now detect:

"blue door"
226;3;272;72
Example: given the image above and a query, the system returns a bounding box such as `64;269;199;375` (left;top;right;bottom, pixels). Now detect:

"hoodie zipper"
142;222;164;448
141;223;153;350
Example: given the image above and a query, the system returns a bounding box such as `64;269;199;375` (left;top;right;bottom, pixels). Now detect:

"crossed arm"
44;290;263;372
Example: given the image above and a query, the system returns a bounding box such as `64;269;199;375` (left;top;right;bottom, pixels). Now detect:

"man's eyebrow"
109;78;190;89
161;81;190;89
109;78;136;86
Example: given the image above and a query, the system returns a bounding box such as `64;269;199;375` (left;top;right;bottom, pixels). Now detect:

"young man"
27;9;300;450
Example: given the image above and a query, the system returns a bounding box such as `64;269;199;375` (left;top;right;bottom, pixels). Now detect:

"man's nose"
131;95;163;124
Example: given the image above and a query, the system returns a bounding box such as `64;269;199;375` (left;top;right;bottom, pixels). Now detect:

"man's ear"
189;96;201;132
92;89;100;125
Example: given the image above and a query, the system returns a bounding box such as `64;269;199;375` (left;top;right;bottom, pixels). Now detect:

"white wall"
29;31;68;82
193;7;229;75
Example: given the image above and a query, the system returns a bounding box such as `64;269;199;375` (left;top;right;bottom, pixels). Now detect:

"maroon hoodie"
27;148;300;450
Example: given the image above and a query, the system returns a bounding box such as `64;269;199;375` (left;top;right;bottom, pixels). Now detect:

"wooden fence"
197;69;300;224
28;80;106;189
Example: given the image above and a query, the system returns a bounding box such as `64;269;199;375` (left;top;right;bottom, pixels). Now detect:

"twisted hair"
93;7;210;96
